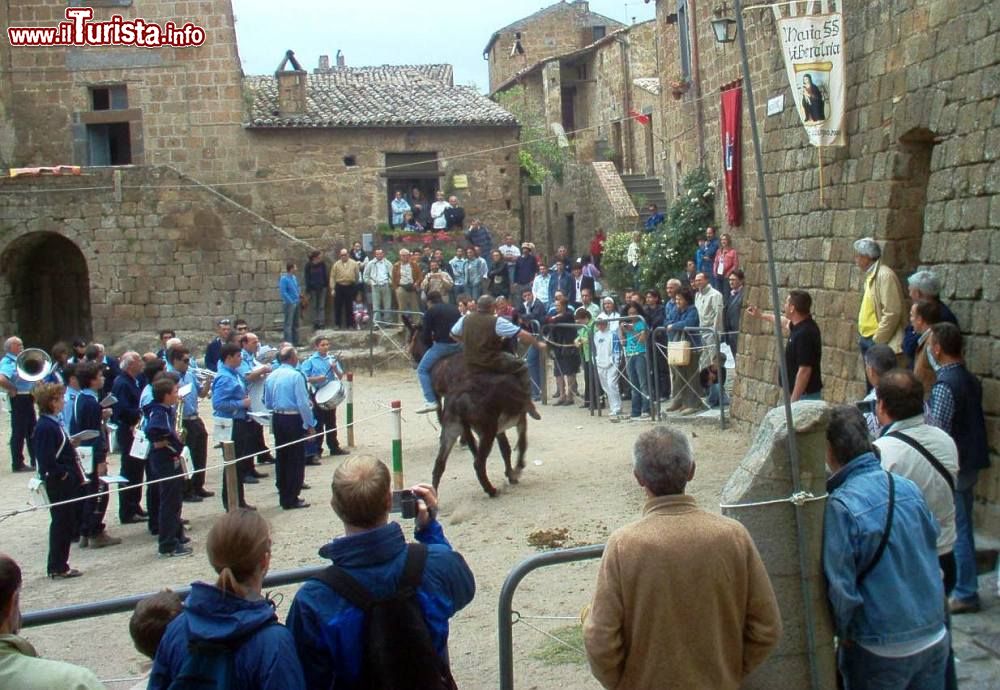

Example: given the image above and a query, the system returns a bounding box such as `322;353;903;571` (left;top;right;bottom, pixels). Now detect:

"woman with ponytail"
148;509;305;690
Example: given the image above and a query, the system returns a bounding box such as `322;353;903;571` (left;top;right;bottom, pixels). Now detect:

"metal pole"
221;440;238;513
733;3;818;687
368;311;375;377
390;399;403;490
717;327;726;430
22;564;330;628
539;326;548;405
498;544;605;690
345;372;355;448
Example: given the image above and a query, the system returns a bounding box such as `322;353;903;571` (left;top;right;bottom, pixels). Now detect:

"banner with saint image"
776;6;846;147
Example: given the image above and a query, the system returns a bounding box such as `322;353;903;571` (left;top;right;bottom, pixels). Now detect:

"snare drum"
315;379;345;410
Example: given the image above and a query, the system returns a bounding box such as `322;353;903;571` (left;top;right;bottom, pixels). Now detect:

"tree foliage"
496;86;567;184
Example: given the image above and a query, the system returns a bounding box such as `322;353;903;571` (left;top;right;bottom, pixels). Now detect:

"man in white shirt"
873;369;958;585
693;272;723;369
532;264;552;308
362;248;392;324
430;191;451;230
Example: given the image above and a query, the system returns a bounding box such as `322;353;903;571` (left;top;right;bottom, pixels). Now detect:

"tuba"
16;348;53;382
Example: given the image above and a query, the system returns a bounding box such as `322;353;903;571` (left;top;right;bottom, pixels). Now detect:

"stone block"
721;401;837;690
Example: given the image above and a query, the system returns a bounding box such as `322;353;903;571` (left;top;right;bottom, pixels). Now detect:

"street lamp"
711;5;737;43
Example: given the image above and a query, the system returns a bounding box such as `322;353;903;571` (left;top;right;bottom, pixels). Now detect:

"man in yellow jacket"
853;237;906;362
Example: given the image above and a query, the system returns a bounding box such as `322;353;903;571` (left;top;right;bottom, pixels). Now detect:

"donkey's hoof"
486;487;499;498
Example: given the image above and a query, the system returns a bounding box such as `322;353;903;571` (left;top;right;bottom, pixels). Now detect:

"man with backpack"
288;455;475;690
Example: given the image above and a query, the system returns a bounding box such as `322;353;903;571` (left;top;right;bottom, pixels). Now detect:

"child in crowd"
495;295;515;319
143;378;190;558
593;314;622;421
351;291;369;330
128;589;184;689
574;307;595;410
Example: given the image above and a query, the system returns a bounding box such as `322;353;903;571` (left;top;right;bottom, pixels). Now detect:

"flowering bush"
601;167;715;293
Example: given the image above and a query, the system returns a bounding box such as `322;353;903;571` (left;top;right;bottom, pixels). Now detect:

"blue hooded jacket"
149;582;305;690
287;520;475;690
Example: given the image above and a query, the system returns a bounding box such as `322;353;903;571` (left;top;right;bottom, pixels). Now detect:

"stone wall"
653;0;1000;533
0;0;247;181
0;166;309;347
0;1;522;248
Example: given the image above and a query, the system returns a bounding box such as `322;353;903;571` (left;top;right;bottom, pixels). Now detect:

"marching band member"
299;335;349;463
211;343;253;511
31;382;86;579
167;346;214;502
111;352;146;525
70;362;121;549
138;359;167;535
0;337;37;473
83;343;120;399
61;362;80;431
264;346;316;510
144;378;191;558
238;333;272;481
203;318;232;372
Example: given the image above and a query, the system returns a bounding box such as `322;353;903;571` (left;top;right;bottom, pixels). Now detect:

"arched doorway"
0;232;92;349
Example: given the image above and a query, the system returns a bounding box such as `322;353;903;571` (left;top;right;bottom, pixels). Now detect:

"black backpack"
166;619;275;690
313;543;456;690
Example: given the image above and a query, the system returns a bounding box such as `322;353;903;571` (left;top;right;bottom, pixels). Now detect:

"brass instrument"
15;348;52;382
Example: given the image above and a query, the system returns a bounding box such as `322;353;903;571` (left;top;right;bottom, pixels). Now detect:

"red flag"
721;86;743;226
629;109;650;126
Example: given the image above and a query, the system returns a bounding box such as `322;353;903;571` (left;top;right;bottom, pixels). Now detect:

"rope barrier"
0;406;396;523
719;491;828;510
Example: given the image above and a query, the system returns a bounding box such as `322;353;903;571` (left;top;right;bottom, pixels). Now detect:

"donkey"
403;316;529;497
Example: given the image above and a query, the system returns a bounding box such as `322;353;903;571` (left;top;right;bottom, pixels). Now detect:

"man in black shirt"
415;291;462;414
747;289;822;401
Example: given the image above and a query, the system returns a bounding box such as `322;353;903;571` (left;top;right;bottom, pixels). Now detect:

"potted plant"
669;76;691;100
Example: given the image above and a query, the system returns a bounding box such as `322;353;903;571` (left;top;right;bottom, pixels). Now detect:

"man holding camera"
287;455;475;690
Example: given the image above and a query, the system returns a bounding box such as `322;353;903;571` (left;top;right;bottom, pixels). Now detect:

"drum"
315;379;345;410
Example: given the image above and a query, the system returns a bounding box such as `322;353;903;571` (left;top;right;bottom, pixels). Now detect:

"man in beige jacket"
583;426;781;690
853;237;905;359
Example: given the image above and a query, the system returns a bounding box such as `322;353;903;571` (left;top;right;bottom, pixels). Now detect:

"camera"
392;489;418;519
854;399;875;415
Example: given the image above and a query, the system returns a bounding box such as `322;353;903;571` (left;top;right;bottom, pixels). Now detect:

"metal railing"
367;308;425;375
652;324;726;429
498;544;605;690
22;564;329;628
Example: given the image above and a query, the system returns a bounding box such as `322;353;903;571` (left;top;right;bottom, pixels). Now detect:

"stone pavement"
952;571;1000;689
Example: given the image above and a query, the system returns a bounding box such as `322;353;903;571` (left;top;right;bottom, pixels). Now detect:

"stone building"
644;0;998;532
484;0;625;94
489;13;664;256
0;0;519;345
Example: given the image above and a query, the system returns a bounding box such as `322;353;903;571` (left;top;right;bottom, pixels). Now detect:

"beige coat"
583;494;781;690
866;261;906;352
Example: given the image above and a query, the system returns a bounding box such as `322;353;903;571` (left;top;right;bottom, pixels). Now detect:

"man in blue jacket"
822;405;948;689
288;456;475;690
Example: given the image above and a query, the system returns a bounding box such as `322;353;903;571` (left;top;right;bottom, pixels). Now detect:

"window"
90;85;127;111
592;25;606;41
576;64;588;81
86;123;131;165
677;1;691;81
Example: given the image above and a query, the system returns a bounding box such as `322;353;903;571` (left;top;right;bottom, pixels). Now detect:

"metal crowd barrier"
497;544;605;690
22;564;328;628
546;313;654;421
651;324;726;429
367;308;426;376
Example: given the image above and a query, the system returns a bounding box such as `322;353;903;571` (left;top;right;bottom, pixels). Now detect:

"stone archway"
0;232;92;348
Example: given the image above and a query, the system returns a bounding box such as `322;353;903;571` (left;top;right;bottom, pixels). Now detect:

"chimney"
274;50;307;115
318;54;330;70
336;49;345;68
574;1;590;13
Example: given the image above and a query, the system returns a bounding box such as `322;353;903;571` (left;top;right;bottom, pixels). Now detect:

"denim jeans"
417;342;462;403
626;353;650;417
308;287;326;327
952;488;979;603
838;635;949;690
282;301;299;345
525;346;542;400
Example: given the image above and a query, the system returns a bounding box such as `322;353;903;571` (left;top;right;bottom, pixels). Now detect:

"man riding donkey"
415;294;544;419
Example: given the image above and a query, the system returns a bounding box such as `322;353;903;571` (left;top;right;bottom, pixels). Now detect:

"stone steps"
620;174;668;222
